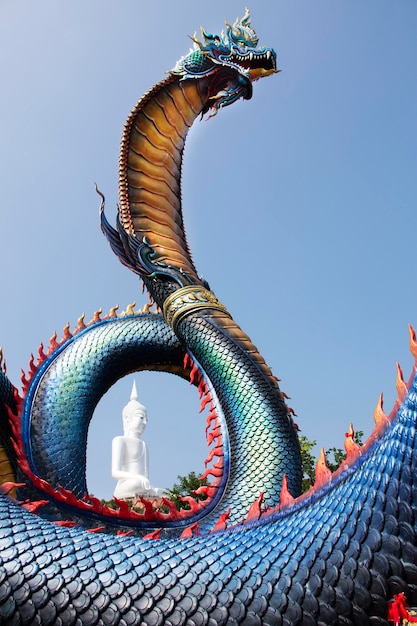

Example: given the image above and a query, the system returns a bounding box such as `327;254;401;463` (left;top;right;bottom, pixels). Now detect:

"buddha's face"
126;407;147;436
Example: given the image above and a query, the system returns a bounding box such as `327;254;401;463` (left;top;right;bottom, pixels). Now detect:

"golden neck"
118;76;210;282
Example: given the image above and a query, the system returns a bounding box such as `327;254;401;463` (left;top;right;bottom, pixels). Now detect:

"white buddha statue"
112;381;162;499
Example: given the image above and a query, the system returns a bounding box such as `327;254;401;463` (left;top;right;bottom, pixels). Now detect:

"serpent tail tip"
94;182;105;204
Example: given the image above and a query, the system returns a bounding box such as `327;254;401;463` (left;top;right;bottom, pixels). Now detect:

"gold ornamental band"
163;285;230;331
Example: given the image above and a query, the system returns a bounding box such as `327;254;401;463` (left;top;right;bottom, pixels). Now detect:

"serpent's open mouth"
233;48;277;72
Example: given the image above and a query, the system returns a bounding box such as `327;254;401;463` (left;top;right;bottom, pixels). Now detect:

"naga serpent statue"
0;10;416;625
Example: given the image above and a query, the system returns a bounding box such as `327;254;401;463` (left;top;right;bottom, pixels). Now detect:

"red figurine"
387;592;417;625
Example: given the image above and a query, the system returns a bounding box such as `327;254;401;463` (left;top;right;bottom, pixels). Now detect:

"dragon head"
170;9;278;115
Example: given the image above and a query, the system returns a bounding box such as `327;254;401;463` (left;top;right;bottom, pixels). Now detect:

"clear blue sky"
0;1;416;498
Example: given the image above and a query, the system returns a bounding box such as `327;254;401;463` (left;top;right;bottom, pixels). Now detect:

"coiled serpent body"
0;12;416;625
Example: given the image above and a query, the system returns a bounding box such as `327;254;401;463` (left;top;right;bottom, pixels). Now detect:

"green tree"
298;430;365;492
325;430;364;473
164;471;209;511
299;434;317;492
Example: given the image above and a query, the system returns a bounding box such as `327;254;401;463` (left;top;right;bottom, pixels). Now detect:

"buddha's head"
122;381;147;437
